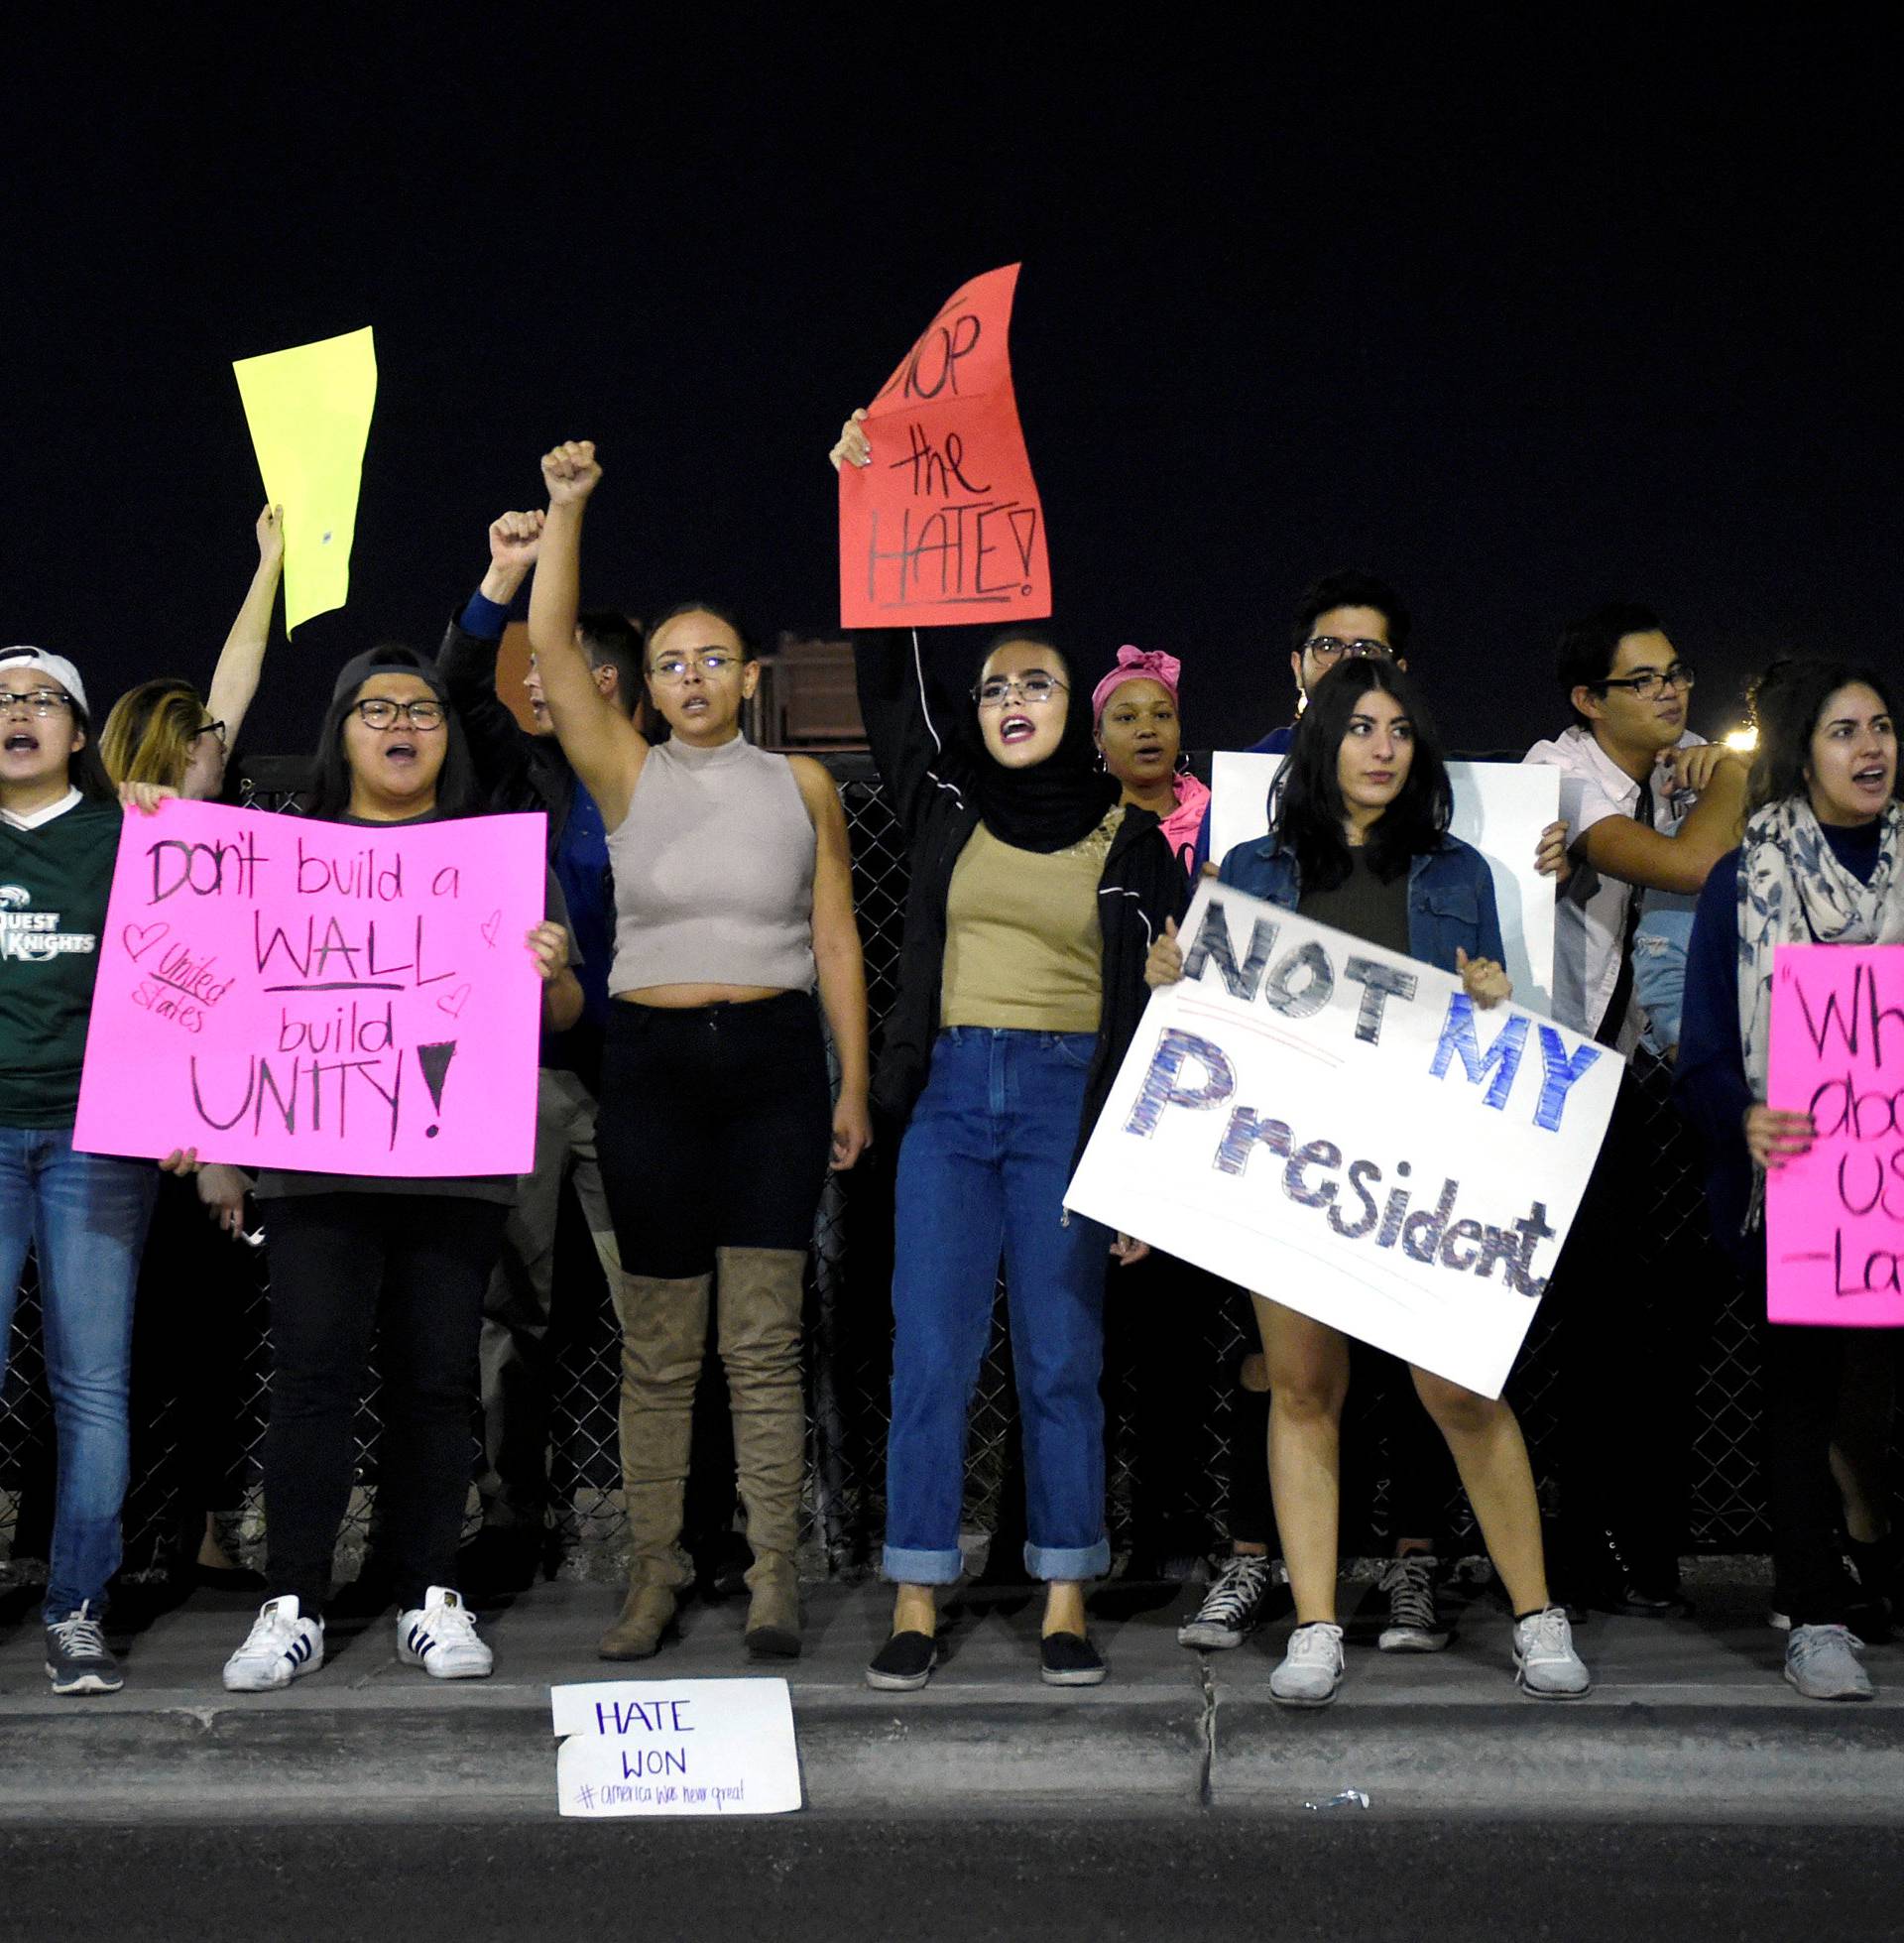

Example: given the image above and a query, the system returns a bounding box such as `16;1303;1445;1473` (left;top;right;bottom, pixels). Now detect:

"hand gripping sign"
1767;943;1904;1325
72;800;545;1177
1063;884;1622;1397
838;263;1050;628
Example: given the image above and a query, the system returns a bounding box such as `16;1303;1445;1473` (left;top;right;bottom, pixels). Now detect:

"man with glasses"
1190;570;1409;871
1524;603;1748;1619
1526;603;1746;1048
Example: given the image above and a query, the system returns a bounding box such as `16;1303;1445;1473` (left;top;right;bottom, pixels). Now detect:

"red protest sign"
838;263;1051;628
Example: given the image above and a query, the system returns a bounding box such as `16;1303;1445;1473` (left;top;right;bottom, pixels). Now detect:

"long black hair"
1746;658;1899;816
305;645;479;819
68;697;118;804
1270;658;1453;890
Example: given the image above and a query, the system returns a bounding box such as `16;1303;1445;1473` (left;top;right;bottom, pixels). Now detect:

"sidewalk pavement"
2;1571;1901;1822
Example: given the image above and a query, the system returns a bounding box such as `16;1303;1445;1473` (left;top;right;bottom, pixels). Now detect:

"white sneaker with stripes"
398;1587;494;1679
223;1596;324;1692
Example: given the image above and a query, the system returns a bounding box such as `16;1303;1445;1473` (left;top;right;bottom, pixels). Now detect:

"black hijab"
950;631;1118;853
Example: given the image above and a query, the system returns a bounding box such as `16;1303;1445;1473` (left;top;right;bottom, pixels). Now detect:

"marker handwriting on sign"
838;263;1051;629
1182;899;1601;1132
1124;1027;1559;1298
1770;951;1904;1316
71;801;543;1178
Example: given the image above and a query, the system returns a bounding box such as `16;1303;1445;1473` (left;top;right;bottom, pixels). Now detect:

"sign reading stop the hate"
72;799;545;1177
838;263;1050;628
1767;943;1904;1325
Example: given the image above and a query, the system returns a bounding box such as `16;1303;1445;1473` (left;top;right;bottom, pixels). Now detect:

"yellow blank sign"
232;326;378;633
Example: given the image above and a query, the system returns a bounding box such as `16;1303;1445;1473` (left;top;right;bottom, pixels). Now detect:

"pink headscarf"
1091;644;1181;723
1092;643;1208;874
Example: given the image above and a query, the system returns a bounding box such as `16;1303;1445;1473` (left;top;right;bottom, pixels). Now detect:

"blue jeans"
884;1029;1112;1585
0;1126;157;1620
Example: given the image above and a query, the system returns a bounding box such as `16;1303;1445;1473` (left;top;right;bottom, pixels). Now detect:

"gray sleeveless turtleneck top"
607;735;817;995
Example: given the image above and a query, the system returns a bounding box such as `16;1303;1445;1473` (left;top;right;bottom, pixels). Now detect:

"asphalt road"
7;1813;1903;1941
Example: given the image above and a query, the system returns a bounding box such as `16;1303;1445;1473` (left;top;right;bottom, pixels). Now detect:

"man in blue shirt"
1190;570;1412;870
437;510;646;1599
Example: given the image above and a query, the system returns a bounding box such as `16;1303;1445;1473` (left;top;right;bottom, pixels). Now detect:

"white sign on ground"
1209;754;1560;1019
1063;884;1619;1397
550;1678;801;1818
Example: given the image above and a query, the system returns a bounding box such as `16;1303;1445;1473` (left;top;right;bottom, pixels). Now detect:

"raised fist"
489;509;545;570
541;440;602;506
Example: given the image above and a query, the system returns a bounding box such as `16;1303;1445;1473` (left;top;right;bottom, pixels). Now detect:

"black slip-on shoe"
1039;1631;1106;1687
865;1630;939;1691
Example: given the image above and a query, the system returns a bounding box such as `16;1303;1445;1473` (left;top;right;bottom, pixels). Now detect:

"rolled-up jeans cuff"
882;1543;966;1586
1024;1537;1111;1582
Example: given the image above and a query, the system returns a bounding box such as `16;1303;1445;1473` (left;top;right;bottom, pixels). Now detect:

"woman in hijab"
834;416;1187;1692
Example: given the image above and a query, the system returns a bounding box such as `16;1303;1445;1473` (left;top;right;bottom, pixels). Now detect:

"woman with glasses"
1146;658;1591;1706
0;649;166;1694
832;413;1186;1690
218;646;583;1691
1676;658;1902;1699
528;441;871;1665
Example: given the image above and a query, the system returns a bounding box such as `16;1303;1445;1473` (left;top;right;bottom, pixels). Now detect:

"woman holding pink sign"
1144;658;1591;1708
1677;658;1902;1700
216;646;582;1696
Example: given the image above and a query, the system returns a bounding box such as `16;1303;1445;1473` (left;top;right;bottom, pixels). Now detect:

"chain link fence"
0;756;1798;1585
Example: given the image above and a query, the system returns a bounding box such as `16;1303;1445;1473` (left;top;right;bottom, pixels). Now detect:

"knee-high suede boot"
715;1247;809;1657
598;1273;711;1660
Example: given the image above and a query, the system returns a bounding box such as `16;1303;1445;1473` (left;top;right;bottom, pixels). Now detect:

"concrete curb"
9;1687;1904;1821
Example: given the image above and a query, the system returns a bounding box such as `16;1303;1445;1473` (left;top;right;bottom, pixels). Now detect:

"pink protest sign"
1767;943;1904;1325
838;263;1051;628
72;801;546;1177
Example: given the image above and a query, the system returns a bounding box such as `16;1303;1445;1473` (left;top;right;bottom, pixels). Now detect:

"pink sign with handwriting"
1766;943;1904;1326
73;801;545;1176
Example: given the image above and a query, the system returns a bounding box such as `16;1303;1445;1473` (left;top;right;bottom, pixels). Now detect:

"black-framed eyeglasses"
0;687;74;715
350;697;447;730
1303;637;1392;664
1594;662;1696;699
193;719;228;748
973;673;1068;707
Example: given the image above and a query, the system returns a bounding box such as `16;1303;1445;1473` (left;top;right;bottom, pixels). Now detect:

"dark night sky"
3;16;1896;760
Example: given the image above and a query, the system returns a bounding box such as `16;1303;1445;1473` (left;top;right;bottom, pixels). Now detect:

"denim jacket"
1215;832;1504;976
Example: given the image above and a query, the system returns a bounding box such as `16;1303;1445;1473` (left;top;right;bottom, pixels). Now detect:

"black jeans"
1752;1244;1867;1629
1550;1063;1692;1578
596;992;832;1279
259;1193;508;1614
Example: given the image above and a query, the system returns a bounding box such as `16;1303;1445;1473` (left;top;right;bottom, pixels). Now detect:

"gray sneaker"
1178;1554;1276;1649
1513;1605;1591;1698
1269;1621;1345;1706
1376;1554;1451;1651
1785;1624;1874;1701
46;1603;122;1696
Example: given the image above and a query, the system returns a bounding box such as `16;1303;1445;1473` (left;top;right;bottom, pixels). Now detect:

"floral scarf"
1735;795;1904;1096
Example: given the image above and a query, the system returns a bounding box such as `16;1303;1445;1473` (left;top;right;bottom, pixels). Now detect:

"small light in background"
1724;725;1758;753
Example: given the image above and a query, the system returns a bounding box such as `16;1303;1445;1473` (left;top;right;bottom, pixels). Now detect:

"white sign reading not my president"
1063;883;1621;1397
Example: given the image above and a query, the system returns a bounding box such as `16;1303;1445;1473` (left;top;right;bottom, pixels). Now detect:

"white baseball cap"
0;647;88;716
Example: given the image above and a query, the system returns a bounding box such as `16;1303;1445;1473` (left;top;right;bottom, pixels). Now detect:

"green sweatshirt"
0;794;123;1127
